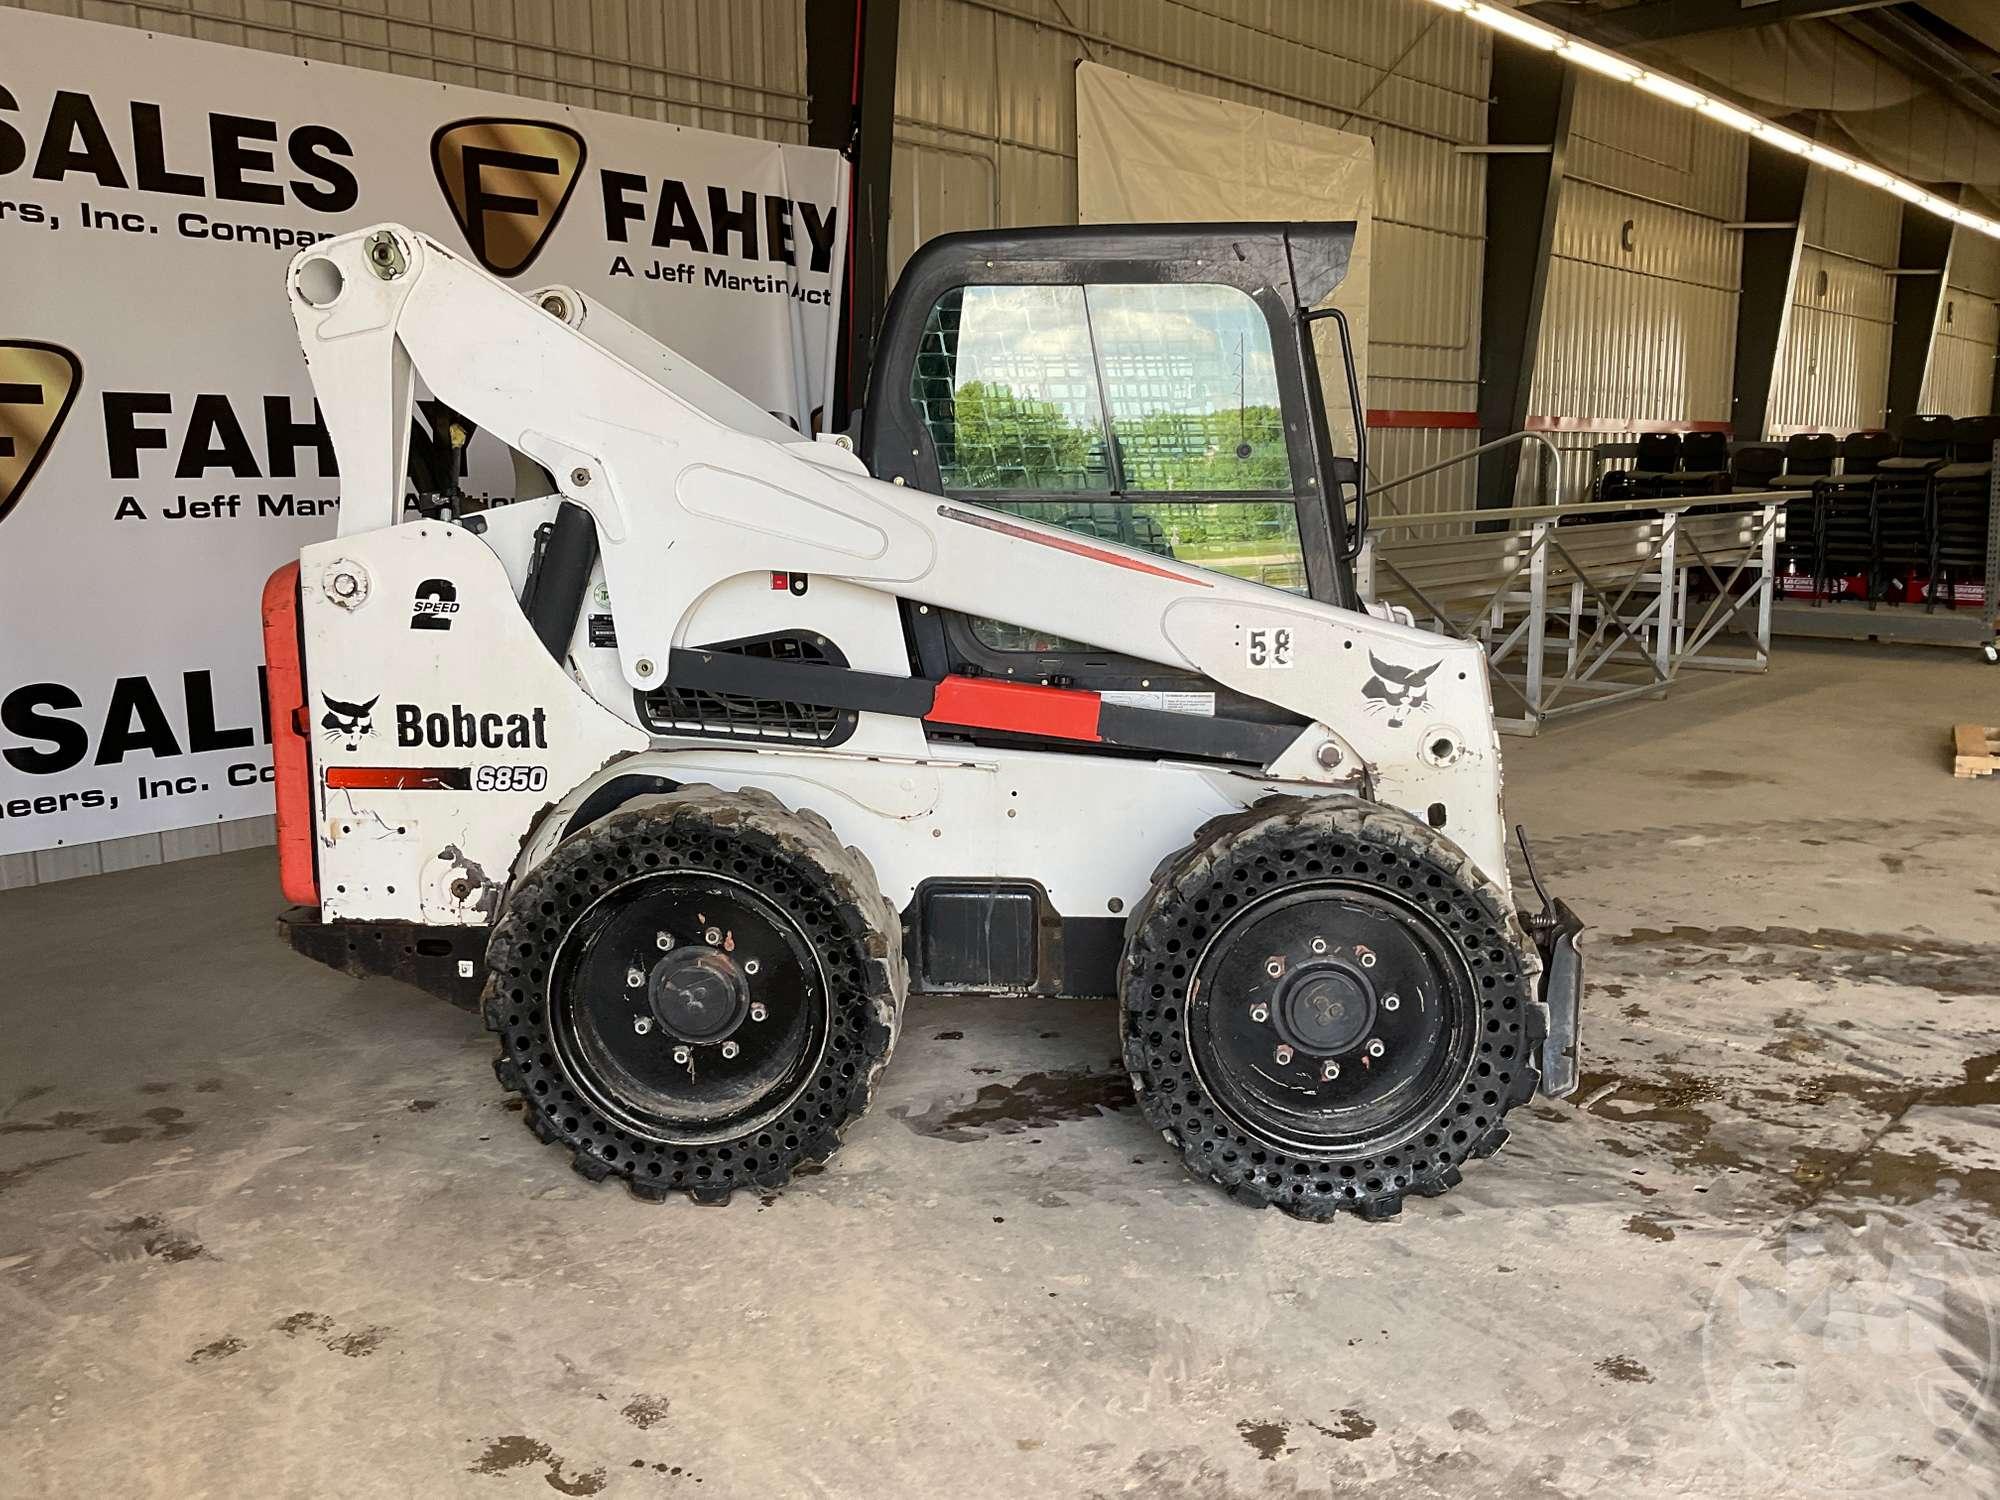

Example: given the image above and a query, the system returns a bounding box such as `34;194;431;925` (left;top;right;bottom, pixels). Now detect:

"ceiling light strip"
1423;0;1998;239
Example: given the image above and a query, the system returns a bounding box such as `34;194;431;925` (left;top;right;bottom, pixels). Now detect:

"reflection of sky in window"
952;284;1279;416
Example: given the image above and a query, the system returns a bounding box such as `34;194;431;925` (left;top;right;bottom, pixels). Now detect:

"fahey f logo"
0;342;82;528
432;118;587;278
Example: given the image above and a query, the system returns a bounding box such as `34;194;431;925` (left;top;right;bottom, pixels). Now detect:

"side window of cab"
910;280;1309;654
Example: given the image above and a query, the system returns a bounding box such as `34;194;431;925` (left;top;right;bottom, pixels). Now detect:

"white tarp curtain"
1074;63;1375;444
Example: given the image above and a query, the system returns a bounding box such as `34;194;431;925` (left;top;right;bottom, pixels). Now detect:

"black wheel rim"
1186;882;1477;1158
547;871;829;1146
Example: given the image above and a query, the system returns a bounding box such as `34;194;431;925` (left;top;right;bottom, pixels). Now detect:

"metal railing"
1359;492;1798;734
1367;429;1564;515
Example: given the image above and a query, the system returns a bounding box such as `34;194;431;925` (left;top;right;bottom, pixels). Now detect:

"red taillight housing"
261;561;318;906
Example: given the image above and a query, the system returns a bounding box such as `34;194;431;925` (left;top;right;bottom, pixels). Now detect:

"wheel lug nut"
1321;1060;1340;1081
626;967;645;988
632;1016;653;1035
704;926;723;946
1367;1039;1385;1058
1274;1045;1294;1065
1310;937;1328;955
1383;994;1401;1011
721;1041;740;1059
672;1046;691;1065
655;931;674;951
744;959;761;976
1265;957;1284;979
1249;1003;1270;1024
749;1003;767;1022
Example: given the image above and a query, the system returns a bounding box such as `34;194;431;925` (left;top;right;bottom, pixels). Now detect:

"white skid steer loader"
264;221;1583;1221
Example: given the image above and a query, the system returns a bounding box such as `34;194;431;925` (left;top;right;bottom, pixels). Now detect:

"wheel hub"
648;950;749;1044
546;872;828;1144
1272;961;1376;1056
1185;882;1477;1157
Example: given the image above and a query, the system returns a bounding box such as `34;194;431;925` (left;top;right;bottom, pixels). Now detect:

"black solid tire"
1119;795;1544;1222
483;786;906;1203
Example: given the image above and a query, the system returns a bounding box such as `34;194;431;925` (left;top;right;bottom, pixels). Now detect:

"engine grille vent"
636;632;855;747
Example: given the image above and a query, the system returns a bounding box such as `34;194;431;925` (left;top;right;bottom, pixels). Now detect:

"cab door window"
909;280;1308;606
911;285;1111;493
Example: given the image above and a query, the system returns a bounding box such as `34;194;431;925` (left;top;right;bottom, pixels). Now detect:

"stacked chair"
1593;431;1733;523
1773;436;1835;574
1928;415;1999;610
1811;430;1892;600
1873;415;1955;598
1673;432;1734;498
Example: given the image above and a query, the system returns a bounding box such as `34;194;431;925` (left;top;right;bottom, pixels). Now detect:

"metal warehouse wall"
1530;77;1746;502
0;0;809;889
888;0;1492;523
0;0;810;137
1922;225;2000;418
1769;169;1900;437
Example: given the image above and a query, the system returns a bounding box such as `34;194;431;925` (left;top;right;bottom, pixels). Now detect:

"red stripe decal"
1366;408;1480;429
324;766;470;791
925;675;1102;741
939;505;1213;587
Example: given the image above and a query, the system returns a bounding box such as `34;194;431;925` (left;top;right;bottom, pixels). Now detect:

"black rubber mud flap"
1534;898;1584;1099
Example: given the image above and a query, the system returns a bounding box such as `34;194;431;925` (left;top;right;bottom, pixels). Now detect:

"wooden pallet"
1953;724;2000;778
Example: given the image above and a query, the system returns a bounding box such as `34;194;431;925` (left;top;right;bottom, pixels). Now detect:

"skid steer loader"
264;220;1583;1221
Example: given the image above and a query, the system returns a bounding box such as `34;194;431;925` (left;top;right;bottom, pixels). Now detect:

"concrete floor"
2;639;1997;1498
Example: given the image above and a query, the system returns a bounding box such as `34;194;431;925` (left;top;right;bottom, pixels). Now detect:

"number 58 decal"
1246;627;1294;668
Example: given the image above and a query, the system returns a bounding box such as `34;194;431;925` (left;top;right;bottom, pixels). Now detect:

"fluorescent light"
1426;0;2000;242
1800;143;1855;173
1635;72;1706;109
1467;3;1561;50
1698;99;1763;134
1559;41;1640;81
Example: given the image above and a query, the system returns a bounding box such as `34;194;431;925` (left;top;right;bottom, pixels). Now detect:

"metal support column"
1475;49;1574;511
1730;142;1810;442
806;0;902;427
1885;200;1955;432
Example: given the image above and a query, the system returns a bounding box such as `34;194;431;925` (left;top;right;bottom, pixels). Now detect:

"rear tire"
1120;796;1542;1222
483;786;906;1203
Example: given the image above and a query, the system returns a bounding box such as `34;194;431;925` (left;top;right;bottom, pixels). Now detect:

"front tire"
1120;796;1543;1221
483;786;906;1203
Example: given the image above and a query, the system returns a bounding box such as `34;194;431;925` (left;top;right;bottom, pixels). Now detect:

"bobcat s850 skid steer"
265;219;1583;1221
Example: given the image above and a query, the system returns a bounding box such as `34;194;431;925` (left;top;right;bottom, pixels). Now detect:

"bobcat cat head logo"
320;693;378;751
1361;653;1440;728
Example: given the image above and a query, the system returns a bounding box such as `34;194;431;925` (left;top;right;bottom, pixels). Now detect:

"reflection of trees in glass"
941;380;1289;496
940;380;1106;492
1117;404;1290;492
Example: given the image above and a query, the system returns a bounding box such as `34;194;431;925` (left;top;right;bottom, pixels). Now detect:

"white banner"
1075;62;1373;438
0;10;847;856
